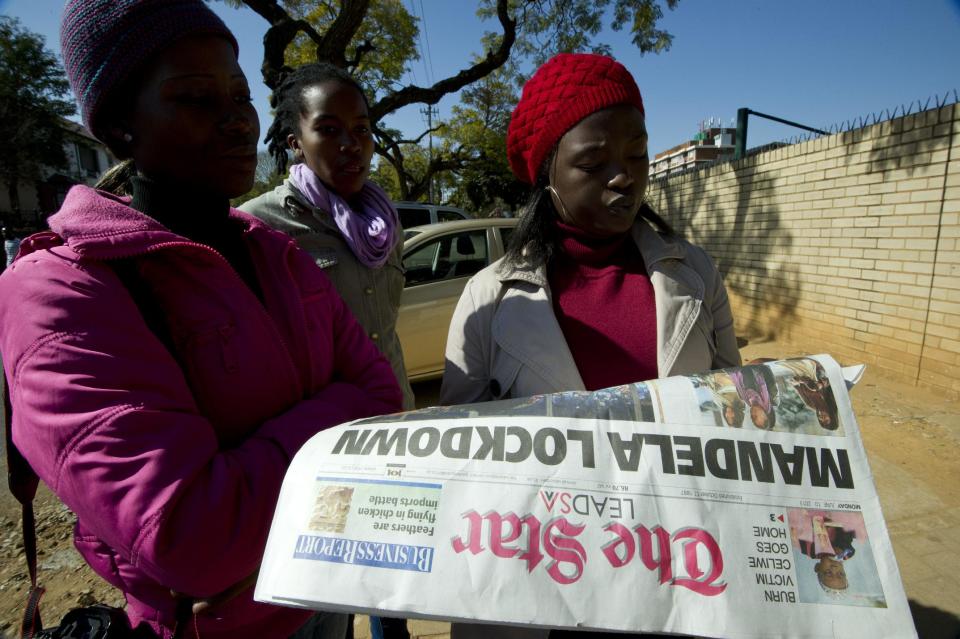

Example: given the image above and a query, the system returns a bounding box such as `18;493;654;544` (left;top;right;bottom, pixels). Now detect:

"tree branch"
345;39;376;70
405;146;471;202
396;126;443;146
373;126;404;165
373;126;414;199
314;0;371;67
241;0;370;91
369;0;516;121
242;0;323;91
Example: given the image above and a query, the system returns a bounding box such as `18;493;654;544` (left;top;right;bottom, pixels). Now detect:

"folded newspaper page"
256;355;916;638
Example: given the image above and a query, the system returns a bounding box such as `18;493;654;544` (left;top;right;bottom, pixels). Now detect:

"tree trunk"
6;175;20;217
396;177;410;201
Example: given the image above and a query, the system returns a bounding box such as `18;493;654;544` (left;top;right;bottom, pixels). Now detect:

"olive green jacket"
240;180;415;409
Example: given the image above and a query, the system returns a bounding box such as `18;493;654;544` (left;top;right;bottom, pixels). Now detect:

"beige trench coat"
440;221;740;639
441;219;741;404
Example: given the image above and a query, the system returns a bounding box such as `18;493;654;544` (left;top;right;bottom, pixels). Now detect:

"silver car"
397;218;519;381
394;201;471;228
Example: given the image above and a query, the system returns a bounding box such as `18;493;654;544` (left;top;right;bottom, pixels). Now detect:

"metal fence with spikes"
654;90;960;180
774;89;959;147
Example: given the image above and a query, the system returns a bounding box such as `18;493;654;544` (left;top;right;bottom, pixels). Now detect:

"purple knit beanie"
60;0;239;138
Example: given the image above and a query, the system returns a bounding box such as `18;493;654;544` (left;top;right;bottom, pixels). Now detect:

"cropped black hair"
265;63;370;175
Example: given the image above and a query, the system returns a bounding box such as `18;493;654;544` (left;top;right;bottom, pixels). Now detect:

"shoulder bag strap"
2;359;45;638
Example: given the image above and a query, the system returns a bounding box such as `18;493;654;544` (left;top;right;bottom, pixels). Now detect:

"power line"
405;0;419;86
415;0;434;86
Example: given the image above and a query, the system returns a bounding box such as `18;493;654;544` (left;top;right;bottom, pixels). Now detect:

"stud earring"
122;133;133;143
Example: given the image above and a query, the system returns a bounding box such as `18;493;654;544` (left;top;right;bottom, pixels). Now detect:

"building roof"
60;118;100;144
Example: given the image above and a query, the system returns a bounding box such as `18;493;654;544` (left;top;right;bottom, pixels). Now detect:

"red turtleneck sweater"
548;221;657;390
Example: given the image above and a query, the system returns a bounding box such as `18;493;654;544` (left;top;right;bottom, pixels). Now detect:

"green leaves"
438;62;524;212
226;0;677;210
480;0;678;64
0;17;76;212
284;0;419;99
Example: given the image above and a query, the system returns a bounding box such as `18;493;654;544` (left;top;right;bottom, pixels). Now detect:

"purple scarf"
289;163;400;268
731;369;771;412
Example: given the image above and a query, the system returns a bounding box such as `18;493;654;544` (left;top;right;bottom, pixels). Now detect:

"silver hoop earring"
545;185;571;219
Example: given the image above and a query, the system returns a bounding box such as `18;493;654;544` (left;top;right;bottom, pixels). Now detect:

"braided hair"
265;63;370;175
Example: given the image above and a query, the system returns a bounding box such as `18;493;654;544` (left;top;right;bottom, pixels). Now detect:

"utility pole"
421;105;439;202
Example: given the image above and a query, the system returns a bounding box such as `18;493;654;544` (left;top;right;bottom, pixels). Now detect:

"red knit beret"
507;53;645;184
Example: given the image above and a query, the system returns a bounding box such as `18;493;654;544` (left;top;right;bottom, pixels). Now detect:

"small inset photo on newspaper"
691;357;844;435
787;508;886;607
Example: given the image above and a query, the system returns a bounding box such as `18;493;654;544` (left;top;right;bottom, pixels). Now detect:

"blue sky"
3;0;960;158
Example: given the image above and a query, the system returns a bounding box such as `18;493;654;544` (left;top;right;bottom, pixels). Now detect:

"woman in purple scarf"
240;63;414;414
238;63;413;639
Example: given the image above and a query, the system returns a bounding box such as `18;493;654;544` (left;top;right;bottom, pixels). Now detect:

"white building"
649;125;737;179
1;119;114;225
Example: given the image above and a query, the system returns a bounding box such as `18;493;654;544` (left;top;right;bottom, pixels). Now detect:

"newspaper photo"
255;355;916;638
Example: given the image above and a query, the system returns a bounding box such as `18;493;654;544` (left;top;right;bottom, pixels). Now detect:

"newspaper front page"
256;355;916;638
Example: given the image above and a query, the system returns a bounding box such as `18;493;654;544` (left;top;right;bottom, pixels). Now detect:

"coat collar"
489;217;705;381
46;185;268;261
494;219;687;285
277;180;341;233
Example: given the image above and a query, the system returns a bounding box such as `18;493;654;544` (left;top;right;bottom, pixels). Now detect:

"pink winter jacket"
0;186;403;638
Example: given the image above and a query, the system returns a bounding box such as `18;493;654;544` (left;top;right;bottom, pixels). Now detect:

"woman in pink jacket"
0;1;402;637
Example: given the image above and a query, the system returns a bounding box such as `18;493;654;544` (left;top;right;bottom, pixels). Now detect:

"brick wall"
647;103;960;398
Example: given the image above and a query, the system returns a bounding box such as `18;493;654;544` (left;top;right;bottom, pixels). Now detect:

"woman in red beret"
440;53;741;638
442;52;740;407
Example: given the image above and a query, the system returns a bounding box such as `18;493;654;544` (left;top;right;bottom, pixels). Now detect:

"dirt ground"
741;341;960;639
2;340;958;638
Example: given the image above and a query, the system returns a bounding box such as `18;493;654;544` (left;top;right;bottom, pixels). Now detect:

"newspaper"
256;355;916;638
